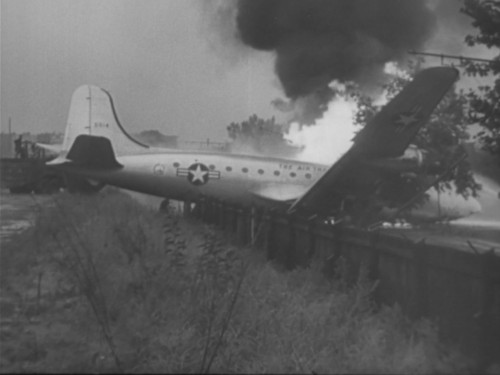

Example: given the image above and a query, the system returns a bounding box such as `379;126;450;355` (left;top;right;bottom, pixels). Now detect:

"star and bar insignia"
393;106;423;134
177;163;221;186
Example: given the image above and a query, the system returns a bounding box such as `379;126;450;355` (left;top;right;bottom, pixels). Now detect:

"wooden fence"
190;197;500;368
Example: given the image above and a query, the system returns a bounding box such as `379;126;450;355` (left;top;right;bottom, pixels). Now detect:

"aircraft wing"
288;67;459;216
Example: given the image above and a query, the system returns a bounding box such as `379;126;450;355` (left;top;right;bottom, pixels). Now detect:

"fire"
284;62;408;165
284;82;359;164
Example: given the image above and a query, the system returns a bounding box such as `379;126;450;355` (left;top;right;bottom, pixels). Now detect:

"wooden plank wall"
192;198;500;367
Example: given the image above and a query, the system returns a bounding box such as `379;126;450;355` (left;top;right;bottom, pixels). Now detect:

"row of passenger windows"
172;162;313;179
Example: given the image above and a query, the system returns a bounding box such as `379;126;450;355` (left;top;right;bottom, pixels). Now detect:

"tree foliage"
227;114;299;157
352;59;480;207
461;0;500;160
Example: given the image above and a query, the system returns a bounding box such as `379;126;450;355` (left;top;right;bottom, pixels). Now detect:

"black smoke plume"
236;0;436;102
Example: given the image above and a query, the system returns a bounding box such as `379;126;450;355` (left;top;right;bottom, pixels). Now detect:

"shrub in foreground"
5;190;470;373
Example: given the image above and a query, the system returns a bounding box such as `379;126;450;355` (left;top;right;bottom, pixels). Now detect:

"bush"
2;189;470;373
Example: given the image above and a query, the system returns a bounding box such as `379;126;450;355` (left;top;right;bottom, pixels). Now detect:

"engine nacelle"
363;145;429;172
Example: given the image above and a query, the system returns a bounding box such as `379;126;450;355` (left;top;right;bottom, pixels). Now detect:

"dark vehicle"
0;142;64;194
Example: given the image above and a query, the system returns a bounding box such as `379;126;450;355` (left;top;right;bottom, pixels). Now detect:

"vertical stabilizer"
61;85;148;156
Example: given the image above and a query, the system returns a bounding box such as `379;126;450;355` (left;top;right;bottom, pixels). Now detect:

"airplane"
38;66;481;226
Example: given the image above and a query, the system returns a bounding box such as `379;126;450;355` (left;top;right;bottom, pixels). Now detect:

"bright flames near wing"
284;62;410;165
284;81;359;165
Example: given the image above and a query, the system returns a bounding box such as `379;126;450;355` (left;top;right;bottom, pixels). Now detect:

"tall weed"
16;189;470;373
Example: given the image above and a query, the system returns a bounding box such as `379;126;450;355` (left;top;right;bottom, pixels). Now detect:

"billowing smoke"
236;0;436;118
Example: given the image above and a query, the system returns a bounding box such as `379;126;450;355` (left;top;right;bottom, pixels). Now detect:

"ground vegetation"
0;189;470;373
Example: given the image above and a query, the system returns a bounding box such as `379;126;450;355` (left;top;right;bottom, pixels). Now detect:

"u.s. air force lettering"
176;163;220;186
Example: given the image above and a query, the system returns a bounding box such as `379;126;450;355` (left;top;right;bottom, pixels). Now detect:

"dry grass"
0;188;471;373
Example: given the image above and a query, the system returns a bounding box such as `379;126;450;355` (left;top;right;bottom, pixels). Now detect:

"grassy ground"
0;189;472;373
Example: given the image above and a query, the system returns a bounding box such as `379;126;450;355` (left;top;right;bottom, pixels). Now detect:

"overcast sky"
0;0;495;142
1;0;286;141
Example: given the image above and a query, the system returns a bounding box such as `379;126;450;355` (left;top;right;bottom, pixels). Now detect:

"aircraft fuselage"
60;150;328;206
56;148;481;222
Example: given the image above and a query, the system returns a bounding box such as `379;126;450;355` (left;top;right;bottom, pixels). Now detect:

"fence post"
307;218;316;262
226;205;235;234
203;198;212;224
322;223;344;278
368;230;381;282
478;249;500;370
217;201;225;228
411;240;429;318
211;199;218;225
198;197;204;221
183;200;191;218
236;208;248;245
285;215;296;269
250;206;257;244
266;210;276;260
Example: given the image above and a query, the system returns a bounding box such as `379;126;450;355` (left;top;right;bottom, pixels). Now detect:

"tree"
227;114;299;157
351;59;480;212
461;0;500;161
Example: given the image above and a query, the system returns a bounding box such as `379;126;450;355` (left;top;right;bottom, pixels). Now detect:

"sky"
1;0;285;141
0;0;496;143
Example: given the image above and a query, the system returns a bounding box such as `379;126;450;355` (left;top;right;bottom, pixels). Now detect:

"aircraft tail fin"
60;85;148;157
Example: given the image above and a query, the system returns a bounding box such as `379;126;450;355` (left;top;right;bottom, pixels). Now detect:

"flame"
284;63;408;165
284;82;359;164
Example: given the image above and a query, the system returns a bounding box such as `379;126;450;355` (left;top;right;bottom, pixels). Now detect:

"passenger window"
258;169;264;175
226;166;232;172
242;167;248;173
209;165;215;170
290;172;296;178
274;171;280;176
305;173;312;179
173;162;180;168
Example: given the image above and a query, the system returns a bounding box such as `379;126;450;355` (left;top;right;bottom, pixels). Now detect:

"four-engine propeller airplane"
39;67;481;225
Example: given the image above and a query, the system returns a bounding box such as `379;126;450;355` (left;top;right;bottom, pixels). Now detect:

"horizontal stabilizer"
65;135;123;169
288;67;459;216
353;67;459;158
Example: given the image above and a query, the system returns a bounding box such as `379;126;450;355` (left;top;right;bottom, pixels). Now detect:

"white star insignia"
189;165;208;183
